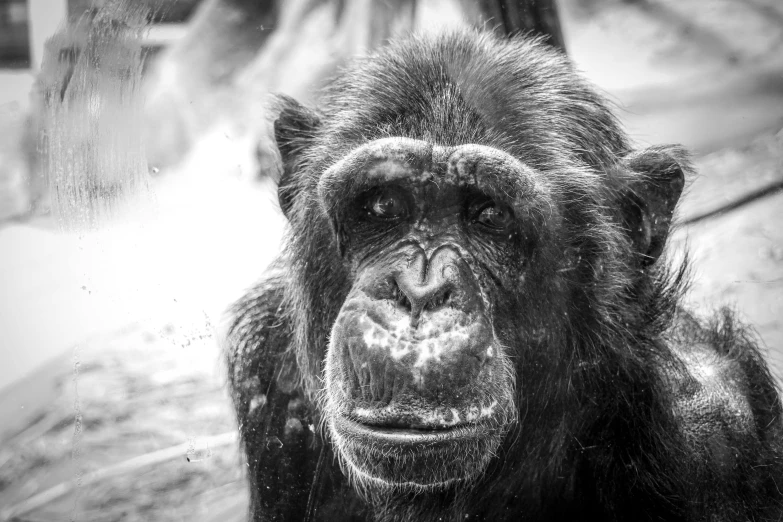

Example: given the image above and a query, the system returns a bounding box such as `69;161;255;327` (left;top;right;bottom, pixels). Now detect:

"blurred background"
0;0;781;519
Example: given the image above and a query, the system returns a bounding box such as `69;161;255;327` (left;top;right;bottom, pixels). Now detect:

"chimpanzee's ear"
273;95;321;218
619;145;689;266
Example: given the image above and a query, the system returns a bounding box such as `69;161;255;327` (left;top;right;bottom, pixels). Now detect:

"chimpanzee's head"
273;31;686;494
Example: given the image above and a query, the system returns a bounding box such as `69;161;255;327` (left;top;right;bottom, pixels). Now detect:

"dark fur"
225;31;783;521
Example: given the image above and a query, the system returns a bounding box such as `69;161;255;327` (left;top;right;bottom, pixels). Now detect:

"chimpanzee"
224;31;783;521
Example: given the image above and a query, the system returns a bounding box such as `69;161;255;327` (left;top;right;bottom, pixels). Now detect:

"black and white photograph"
0;1;782;520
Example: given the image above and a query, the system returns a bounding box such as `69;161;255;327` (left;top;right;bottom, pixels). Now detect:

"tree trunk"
142;0;281;168
464;0;566;51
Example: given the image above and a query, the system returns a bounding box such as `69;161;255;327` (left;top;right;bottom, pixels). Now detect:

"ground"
0;1;781;520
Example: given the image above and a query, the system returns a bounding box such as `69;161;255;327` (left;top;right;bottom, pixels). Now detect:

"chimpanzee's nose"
394;247;462;325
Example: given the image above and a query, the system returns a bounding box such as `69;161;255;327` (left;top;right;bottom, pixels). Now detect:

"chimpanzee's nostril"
425;289;451;311
395;276;455;315
392;281;412;311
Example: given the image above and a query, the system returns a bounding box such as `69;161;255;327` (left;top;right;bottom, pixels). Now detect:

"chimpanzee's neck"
368;486;469;522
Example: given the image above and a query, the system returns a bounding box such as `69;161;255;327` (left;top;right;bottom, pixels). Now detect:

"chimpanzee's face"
319;137;558;491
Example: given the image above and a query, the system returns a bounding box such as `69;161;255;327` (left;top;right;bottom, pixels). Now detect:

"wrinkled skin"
225;31;783;522
323;140;526;492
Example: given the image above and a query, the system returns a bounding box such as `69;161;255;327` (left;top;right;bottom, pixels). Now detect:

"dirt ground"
0;1;781;520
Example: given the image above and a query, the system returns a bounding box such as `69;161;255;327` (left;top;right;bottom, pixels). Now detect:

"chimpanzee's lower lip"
334;415;489;447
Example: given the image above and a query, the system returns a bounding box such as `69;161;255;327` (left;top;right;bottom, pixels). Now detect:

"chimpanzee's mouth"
334;414;489;447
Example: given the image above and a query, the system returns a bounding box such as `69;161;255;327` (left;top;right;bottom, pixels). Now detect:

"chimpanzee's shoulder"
664;308;782;443
223;264;296;414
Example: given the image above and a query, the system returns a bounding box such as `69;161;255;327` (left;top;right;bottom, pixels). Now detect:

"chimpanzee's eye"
473;202;513;230
365;188;407;219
